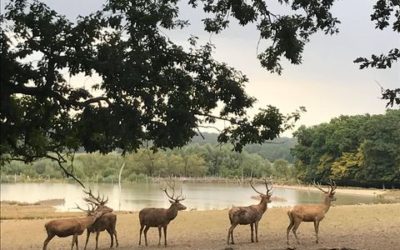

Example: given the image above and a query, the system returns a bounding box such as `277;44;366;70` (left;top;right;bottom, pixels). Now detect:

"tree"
193;0;399;106
1;0;397;186
0;0;306;187
292;110;400;187
272;159;291;179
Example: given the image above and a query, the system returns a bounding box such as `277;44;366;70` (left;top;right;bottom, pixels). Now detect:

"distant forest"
2;110;399;188
292;110;400;188
1;135;297;183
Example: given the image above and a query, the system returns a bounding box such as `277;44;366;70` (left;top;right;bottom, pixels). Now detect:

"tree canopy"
291;110;400;187
1;0;398;185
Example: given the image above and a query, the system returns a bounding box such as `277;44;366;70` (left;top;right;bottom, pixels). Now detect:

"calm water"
0;182;380;211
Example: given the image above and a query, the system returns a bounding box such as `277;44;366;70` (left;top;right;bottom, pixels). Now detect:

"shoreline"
2;181;397;211
274;184;387;196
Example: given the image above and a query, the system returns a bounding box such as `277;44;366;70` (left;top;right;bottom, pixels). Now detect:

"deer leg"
76;234;79;250
158;226;162;246
84;230;90;250
144;225;150;246
314;220;320;244
163;226;168;246
227;224;237;245
292;220;301;244
226;226;231;245
42;234;54;250
114;230;119;247
286;219;294;245
139;224;144;245
255;221;259;242
106;228;114;248
71;234;78;250
95;231;100;250
250;223;254;243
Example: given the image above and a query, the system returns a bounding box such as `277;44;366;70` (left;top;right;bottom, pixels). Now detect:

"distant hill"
78;132;296;163
190;132;297;163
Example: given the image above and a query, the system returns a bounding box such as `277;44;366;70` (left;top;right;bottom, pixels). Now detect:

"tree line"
291;109;400;188
1;142;295;183
2;110;399;188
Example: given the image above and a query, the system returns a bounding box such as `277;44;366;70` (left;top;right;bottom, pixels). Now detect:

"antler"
328;179;337;193
162;181;185;201
83;188;109;206
313;180;329;194
264;178;273;195
313;179;337;194
75;203;95;215
250;178;273;195
250;178;264;195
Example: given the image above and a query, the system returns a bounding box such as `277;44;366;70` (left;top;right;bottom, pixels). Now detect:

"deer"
227;178;273;245
286;179;337;245
82;189;118;250
138;181;187;247
43;203;113;250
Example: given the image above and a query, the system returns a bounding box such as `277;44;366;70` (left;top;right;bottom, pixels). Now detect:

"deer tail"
44;222;50;235
287;209;294;222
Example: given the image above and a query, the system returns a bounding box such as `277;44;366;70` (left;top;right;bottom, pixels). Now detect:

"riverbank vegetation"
1;137;296;183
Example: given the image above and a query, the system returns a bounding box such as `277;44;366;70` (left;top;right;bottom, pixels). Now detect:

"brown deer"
138;182;186;246
286;179;337;245
43;203;113;250
227;178;273;245
82;189;118;250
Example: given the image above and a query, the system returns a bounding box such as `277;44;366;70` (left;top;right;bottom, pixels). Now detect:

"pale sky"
2;0;399;137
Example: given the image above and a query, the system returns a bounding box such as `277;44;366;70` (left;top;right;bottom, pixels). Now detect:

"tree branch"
46;153;86;188
10;84;111;107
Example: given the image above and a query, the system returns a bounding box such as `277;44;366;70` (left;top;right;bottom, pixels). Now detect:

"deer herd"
42;179;337;249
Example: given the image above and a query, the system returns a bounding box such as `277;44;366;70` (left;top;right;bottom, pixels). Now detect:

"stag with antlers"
287;179;337;245
43;200;113;250
138;181;187;246
82;189;119;250
227;178;273;245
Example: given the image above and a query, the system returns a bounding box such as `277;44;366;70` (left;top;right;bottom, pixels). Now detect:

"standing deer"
138;182;186;246
227;178;273;245
286;179;337;245
82;189;118;250
43;203;113;250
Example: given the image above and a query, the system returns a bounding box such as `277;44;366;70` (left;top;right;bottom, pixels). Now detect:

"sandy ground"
1;202;400;250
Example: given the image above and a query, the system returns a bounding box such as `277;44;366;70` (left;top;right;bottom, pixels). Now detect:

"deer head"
83;188;112;210
82;188;114;215
313;179;337;203
162;181;186;211
250;178;273;203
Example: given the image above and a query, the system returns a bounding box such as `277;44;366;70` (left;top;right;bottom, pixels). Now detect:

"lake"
0;182;381;211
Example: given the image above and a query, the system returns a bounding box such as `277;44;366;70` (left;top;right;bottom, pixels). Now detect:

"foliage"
292;110;400;187
353;1;400;107
1;0;398;186
1;0;306;179
1;143;296;182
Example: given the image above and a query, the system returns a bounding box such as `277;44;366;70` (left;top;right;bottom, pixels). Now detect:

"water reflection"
0;182;379;211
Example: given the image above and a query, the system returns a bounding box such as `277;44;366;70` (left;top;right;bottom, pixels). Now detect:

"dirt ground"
1;202;399;250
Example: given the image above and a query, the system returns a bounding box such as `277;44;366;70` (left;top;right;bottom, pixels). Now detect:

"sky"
2;0;399;137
